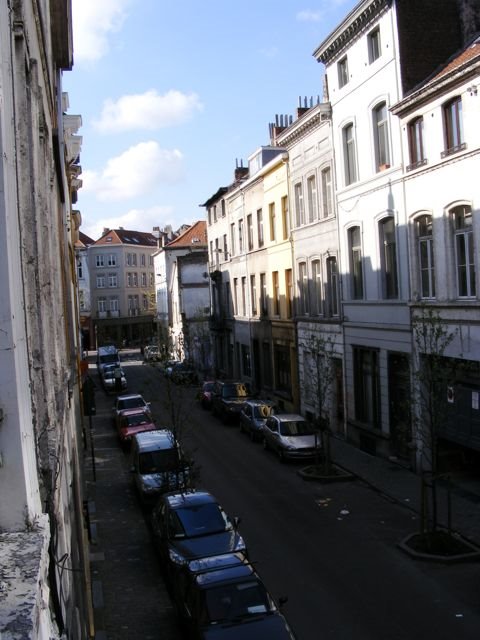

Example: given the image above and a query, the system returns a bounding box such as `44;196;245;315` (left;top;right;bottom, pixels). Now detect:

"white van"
130;430;190;507
97;345;120;372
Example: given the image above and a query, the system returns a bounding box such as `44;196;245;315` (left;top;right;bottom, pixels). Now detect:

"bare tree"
299;332;337;474
412;306;457;536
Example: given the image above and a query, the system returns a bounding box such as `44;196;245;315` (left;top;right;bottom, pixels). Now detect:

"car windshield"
223;383;249;398
279;420;315;436
253;405;273;419
104;370;124;380
124;413;151;427
175;503;232;537
138;449;179;474
204;580;272;623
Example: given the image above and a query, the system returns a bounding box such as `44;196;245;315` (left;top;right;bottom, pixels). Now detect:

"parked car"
196;381;215;409
96;344;120;371
150;490;246;586
262;414;321;462
112;393;151;424
172;551;296;639
115;408;156;447
211;380;252;423
171;361;198;385
163;359;181;377
130;430;190;507
100;364;127;394
144;345;161;362
239;400;276;441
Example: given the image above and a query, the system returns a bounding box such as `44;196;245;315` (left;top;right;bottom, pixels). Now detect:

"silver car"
262;414;321;462
239;400;275;441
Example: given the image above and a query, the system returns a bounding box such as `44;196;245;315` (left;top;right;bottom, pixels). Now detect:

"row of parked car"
197;380;323;463
109;390;297;638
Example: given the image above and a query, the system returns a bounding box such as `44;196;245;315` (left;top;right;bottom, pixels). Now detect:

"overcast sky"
64;0;358;240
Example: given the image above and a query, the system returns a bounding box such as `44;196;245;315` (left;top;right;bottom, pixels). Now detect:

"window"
140;254;146;267
321;167;332;218
272;271;280;315
416;215;435;299
247;214;254;250
307;175;318;223
108;273;117;288
407;117;426;170
442;97;464;157
326;257;339;316
143;294;149;310
379;217;398;299
354;347;380;428
141;272;147;287
349;226;363;299
77;260;83;279
127;273;133;287
298;262;309;315
133;272;138;287
213;205;217;222
281;196;289;239
132;253;137;267
233;278;239;315
257;209;264;247
107;254;117;267
250;275;257;315
451;205;475;297
238;219;244;253
241;344;251;377
126;253;132;266
97;297;106;312
209;240;214;264
223;234;228;258
338;56;349;88
149;255;154;267
260;273;268;316
96;275;106;288
110;297;119;312
269;203;276;241
149;273;154;286
241;277;246;315
274;345;291;393
343;124;357;185
311;260;322;315
96;255;105;268
285;269;293;318
373;102;390;170
368;27;381;63
221;200;226;217
294;182;304;227
230;223;236;256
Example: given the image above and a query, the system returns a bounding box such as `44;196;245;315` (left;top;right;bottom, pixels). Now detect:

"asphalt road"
91;355;480;640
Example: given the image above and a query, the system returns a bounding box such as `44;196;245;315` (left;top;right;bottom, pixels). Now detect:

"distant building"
75;230;94;350
154;221;211;372
89;228;158;347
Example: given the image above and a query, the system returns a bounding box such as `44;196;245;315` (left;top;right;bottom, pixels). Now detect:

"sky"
64;0;358;241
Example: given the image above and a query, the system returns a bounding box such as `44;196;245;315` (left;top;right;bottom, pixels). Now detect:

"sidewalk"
331;436;480;546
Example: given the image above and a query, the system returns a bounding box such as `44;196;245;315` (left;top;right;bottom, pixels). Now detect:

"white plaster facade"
154;222;211;371
275;102;344;431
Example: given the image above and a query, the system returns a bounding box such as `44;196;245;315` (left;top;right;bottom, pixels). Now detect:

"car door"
265;417;280;451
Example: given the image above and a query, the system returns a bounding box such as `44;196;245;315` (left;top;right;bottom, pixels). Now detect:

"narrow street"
87;353;480;640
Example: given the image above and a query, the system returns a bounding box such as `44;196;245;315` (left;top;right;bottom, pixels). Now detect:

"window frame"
379;216;398;299
373;101;390;171
343;123;357;186
416;214;435;299
348;226;364;300
368;27;381;63
321;166;332;218
338;56;349;88
407;116;426;170
451;205;476;298
306;174;318;223
294;182;304;227
442;96;465;157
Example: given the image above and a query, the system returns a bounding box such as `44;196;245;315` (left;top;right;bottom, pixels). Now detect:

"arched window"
373;102;390;171
451;205;475;297
415;215;435;299
379;217;398;299
343;124;357;185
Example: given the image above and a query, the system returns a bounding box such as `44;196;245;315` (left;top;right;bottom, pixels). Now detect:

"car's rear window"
175;503;232;537
279;420;315;436
139;448;179;474
222;383;250;398
204;580;272;623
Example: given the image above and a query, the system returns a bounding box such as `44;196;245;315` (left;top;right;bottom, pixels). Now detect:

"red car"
197;380;215;409
116;408;156;447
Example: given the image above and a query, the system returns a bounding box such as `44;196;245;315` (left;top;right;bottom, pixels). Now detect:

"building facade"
0;1;92;637
89;228;158;347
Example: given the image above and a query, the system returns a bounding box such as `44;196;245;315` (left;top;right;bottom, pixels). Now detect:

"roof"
165;221;207;248
76;231;94;247
166;490;216;509
94;228;158;247
427;36;480;85
134;429;175;451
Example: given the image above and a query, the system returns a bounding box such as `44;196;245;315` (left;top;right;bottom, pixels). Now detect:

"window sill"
441;143;466;158
406;158;427;171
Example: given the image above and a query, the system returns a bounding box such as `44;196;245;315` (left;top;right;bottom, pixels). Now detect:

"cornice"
313;0;390;65
275;105;331;148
